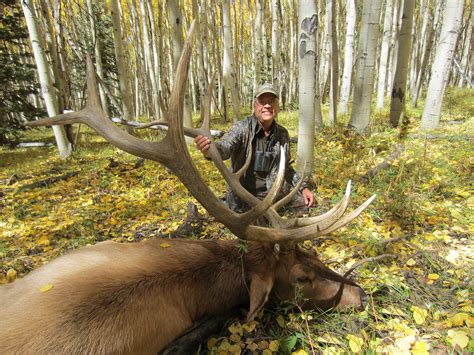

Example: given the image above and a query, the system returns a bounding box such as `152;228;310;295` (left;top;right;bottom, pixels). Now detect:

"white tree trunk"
271;0;281;89
139;1;160;119
421;0;465;130
388;0;401;96
376;0;394;109
86;0;109;115
328;0;338;126
339;0;356;115
222;0;241;122
390;0;415;127
111;0;134;120
348;0;382;133
296;0;317;175
167;0;192;130
21;0;72;158
254;0;264;89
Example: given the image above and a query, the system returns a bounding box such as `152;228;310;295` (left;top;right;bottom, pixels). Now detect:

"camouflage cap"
254;83;279;98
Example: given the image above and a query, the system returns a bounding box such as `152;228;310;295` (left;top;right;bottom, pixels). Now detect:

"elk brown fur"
0;238;365;354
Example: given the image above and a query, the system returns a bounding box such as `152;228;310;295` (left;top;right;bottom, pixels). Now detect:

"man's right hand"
194;135;211;157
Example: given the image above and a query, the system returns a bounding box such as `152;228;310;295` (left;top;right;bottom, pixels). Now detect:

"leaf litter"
1;101;473;353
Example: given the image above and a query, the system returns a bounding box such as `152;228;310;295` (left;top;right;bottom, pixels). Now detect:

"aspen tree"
21;0;72;158
296;0;318;175
421;0;465;129
390;0;415;127
348;0;382;134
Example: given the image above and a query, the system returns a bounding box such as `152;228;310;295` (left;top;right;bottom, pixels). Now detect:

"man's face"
254;93;279;127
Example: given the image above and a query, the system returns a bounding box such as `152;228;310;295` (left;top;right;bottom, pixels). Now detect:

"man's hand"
302;188;314;207
194;135;211;157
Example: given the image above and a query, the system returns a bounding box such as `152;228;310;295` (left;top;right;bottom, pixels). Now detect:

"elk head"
26;21;375;318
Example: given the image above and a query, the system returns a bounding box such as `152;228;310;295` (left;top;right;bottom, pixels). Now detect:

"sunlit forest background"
1;0;473;353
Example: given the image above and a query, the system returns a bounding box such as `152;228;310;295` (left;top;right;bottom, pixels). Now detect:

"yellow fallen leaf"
258;340;269;350
411;306;428;325
394;335;415;351
229;343;242;354
316;333;343;345
37;235;50;246
446;312;471;327
247;342;258;351
276;315;286;328
447;329;469;349
242;320;256;333
228;322;243;336
411;340;429;355
207;337;217;349
39;284;54;293
428;273;439;280
6;269;17;282
322;346;344;355
347;334;364;353
291;350;308;355
217;339;231;351
406;258;417;266
269;340;279;351
159;243;171;248
229;334;241;343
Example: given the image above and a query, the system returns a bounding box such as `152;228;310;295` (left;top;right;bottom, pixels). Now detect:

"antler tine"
234;146;288;225
234;141;253;178
239;193;376;243
201;72;217;134
272;160;307;211
291;180;353;228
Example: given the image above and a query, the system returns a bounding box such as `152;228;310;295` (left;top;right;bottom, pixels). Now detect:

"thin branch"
345;254;398;275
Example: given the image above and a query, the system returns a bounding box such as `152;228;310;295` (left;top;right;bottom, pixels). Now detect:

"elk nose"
359;288;368;309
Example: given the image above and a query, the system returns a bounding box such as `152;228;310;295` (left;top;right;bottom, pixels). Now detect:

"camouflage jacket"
215;115;307;194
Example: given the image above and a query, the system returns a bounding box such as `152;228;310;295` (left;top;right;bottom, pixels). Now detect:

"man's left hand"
302;188;314;207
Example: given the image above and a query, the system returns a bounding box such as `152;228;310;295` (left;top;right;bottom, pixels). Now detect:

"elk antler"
26;20;375;244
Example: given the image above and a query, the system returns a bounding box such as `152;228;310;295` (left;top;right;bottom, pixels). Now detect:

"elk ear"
246;273;274;322
289;264;315;284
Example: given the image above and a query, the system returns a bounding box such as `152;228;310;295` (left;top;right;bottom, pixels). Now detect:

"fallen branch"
344;254;398;276
377;234;414;246
360;143;405;183
11;142;54;148
15;171;79;193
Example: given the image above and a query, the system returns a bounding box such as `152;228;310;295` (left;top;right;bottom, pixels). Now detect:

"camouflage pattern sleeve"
214;120;246;160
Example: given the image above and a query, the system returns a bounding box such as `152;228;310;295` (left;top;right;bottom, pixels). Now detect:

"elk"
0;22;375;354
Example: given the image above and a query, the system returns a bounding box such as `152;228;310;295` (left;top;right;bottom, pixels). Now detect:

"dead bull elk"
1;21;376;354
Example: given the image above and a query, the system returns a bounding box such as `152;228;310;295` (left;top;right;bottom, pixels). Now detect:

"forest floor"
0;89;473;354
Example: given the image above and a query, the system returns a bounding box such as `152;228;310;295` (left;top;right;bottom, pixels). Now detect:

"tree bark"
110;0;134;120
328;0;338;126
339;0;356;115
348;0;382;134
376;0;394;109
389;0;415;127
167;0;192;130
222;0;241;122
21;0;72;158
296;0;318;175
421;0;465;130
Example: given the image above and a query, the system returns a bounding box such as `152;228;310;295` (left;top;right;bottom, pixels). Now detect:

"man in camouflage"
194;83;314;213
